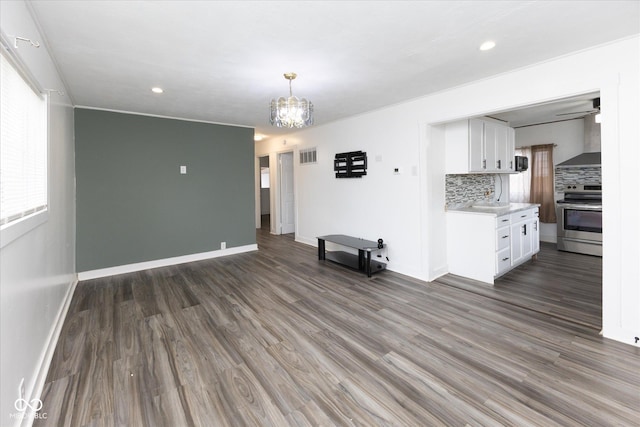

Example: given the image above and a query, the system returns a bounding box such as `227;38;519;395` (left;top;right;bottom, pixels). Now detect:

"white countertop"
447;202;540;216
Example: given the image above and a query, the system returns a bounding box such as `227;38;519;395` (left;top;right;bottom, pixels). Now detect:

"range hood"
557;152;601;167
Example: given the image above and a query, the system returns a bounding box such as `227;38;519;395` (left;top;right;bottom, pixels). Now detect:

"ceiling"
26;1;640;139
487;92;600;128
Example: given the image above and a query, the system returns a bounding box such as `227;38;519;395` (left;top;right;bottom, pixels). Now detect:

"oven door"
557;204;603;242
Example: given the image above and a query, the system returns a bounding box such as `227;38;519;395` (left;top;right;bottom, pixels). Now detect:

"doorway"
278;151;295;234
438;92;604;329
259;156;270;231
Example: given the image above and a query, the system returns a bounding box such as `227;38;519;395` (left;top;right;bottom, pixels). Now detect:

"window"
509;147;531;203
0;50;48;235
510;144;556;223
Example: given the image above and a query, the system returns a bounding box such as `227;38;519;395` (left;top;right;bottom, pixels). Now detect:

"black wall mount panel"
334;151;367;178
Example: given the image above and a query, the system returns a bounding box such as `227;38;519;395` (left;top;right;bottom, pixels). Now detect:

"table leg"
318;239;325;260
366;250;372;277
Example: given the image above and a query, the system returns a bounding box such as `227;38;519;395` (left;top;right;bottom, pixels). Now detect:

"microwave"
515;155;528;171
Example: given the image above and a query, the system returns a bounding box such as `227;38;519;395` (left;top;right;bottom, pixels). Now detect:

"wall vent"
299;147;317;165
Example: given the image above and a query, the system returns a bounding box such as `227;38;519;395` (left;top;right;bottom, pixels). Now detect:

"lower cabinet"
447;207;540;285
495;224;512;276
510;209;539;266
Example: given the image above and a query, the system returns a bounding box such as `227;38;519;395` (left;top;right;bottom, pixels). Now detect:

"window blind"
0;51;48;226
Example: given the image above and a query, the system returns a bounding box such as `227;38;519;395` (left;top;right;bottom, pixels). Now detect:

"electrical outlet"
19;377;25;401
221;241;226;250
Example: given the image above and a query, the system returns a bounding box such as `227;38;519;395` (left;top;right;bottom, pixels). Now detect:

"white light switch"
180;165;187;174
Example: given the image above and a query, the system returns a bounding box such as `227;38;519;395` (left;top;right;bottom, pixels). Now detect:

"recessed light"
254;134;265;142
479;41;496;51
151;87;163;94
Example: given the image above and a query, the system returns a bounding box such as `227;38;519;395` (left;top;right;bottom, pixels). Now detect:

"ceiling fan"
556;97;600;117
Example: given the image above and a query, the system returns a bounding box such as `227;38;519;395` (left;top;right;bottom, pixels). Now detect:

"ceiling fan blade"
556;109;597;116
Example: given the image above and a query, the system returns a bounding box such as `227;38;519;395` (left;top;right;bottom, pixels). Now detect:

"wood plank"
34;229;638;426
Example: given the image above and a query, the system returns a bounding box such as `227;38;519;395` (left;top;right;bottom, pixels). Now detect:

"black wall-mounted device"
334;151;367;178
515;155;529;172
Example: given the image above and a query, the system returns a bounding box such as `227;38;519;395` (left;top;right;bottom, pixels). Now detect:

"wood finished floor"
438;242;603;331
36;227;639;426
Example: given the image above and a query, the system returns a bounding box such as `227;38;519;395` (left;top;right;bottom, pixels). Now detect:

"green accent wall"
75;109;255;271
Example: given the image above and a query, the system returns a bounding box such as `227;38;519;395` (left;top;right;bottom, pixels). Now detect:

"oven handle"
557;204;602;211
559;237;603;245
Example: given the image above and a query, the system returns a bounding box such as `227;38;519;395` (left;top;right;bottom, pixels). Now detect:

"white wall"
0;2;76;425
257;122;424;277
257;36;640;347
516;118;586;168
515;119;586;242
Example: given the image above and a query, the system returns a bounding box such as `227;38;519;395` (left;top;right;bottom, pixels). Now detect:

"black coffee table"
317;234;386;277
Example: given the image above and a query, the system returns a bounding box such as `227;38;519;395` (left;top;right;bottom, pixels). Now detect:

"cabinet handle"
501;219;509;222
534;221;538;231
482;159;486;169
523;224;527;235
521;214;527;218
497;160;501;169
502;235;508;239
510;161;513;169
502;257;510;261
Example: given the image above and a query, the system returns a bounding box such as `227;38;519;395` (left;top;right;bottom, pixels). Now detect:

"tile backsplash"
445;166;601;207
445;174;495;207
555;166;601;192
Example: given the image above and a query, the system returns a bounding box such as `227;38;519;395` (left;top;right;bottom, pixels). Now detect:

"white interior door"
279;151;295;234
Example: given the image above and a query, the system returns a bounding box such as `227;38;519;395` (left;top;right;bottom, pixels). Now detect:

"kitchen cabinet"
532;217;540;253
496;124;516;171
510;209;539;265
446;118;515;174
446;205;539;285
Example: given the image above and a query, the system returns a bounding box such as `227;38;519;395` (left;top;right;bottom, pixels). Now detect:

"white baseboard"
540;234;557;244
78;244;259;281
428;266;449;282
601;326;640;348
21;276;77;427
294;235;317;247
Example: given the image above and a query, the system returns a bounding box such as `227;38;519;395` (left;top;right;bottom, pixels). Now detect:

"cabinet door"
532;218;540;253
468;119;485;172
521;220;533;259
506;127;515;171
496;247;512;275
496;226;510;251
511;222;524;265
494;125;513;172
483;121;498;172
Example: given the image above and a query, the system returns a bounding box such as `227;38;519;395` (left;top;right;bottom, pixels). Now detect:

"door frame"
254;146;298;236
277;150;295;235
256;155;270;229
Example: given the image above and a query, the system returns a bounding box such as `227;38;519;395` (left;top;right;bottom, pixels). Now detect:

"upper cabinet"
445;118;515;174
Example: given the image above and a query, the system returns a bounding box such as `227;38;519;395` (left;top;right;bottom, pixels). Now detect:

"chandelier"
270;72;314;128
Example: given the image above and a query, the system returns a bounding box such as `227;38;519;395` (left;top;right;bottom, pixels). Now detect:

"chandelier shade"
270;73;314;128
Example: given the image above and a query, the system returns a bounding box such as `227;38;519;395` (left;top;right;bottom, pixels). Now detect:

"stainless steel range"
556;184;602;256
